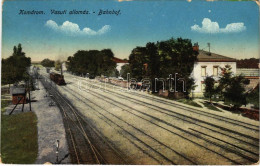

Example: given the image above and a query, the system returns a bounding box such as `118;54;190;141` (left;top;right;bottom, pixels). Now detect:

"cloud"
191;18;246;33
45;20;111;36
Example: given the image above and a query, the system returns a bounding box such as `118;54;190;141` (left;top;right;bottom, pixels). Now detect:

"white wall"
191;61;236;96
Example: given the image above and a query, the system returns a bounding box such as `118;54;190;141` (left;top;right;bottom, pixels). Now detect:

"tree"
2;58;22;85
218;65;233;87
128;37;198;95
157;38;198;94
66;49;116;78
2;43;31;87
120;64;131;80
41;58;55;68
12;43;26;57
223;75;249;109
204;76;216;102
110;69;119;78
214;65;250;109
99;49;117;77
183;77;196;98
128;47;147;81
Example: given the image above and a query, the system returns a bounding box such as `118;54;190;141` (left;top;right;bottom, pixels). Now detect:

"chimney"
193;42;199;52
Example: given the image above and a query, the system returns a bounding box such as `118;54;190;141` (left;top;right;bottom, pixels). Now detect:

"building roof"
236;68;259;77
237;58;260;69
112;57;128;63
197;50;236;62
12;88;26;95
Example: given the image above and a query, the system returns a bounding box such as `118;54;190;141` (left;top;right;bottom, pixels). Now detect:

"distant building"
191;44;237;97
236;68;259;77
112;57;129;73
236;68;259;92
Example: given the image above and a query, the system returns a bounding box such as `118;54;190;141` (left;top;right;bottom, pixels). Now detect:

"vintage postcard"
1;0;259;165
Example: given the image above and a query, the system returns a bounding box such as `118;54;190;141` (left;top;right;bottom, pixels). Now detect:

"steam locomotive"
50;72;66;85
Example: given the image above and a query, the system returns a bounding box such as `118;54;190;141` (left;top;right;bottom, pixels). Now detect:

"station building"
191;44;237;98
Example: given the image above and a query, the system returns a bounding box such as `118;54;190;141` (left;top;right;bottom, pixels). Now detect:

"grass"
177;99;202;108
202;102;222;112
209;97;222;103
1;99;11;113
1;99;38;164
151;93;202;108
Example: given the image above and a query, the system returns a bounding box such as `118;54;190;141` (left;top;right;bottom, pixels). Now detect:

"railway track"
74;78;259;140
78;76;259;131
54;82;253;164
40;73;259;164
63;83;258;164
41;75;192;164
59;85;197;164
40;77;127;164
75;77;259;149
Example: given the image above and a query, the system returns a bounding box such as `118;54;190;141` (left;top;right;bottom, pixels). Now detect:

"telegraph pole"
29;80;31;111
61;62;63;76
56;140;60;164
26;69;32;111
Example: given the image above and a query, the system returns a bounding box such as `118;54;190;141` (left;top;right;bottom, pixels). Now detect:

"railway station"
28;65;258;165
1;0;259;165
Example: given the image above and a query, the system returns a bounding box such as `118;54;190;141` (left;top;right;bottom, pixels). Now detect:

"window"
213;66;218;76
201;66;206;77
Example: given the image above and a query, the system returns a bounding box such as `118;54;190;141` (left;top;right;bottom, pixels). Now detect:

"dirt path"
32;80;70;164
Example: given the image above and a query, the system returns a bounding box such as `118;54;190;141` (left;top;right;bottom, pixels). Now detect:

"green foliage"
157;38;198;77
182;76;196;98
128;37;198;95
129;47;147;81
41;58;55;68
1;99;11;113
1;112;38;164
120;64;131;79
202;102;221;112
66;49;116;78
2;44;31;85
218;65;233;92
177;99;202;108
204;76;216;102
223;75;249;109
207;65;250;109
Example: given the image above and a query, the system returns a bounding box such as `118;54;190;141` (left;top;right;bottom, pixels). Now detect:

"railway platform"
31;81;70;164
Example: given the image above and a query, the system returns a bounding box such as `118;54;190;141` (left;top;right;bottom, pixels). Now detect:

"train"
50;72;66;85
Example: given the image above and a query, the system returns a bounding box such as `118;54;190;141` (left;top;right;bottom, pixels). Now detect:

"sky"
2;0;259;61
